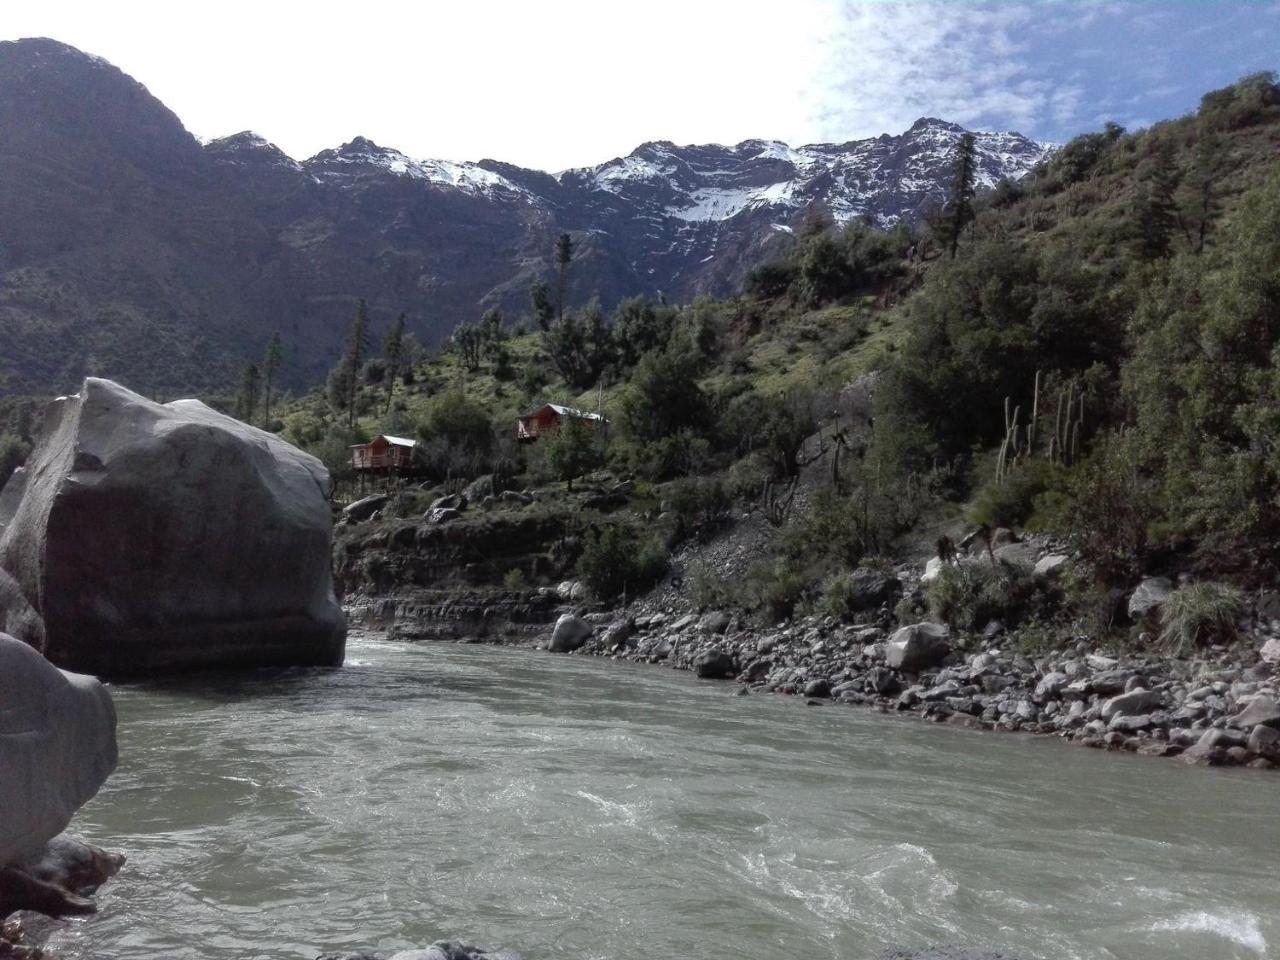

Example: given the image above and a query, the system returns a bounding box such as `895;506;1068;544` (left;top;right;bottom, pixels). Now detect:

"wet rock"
1101;689;1163;720
2;835;124;919
803;678;831;698
1248;724;1280;758
1181;728;1230;766
1128;577;1174;619
0;378;346;675
694;649;736;679
343;494;390;522
885;623;950;673
1232;696;1280;730
547;614;592;653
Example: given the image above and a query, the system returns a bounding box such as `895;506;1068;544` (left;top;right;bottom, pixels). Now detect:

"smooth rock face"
1100;689;1163;720
886;623;951;673
547;614;592;653
1232;696;1280;730
343;494;389;522
0;633;117;866
0;378;346;675
1128;577;1174;619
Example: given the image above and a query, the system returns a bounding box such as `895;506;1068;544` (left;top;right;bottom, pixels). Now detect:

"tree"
481;306;507;365
1178;121;1223;254
555;232;575;322
544;299;613;390
236;363;261;424
942;133;977;259
539;413;602;492
262;331;283;426
530;279;556;332
416;389;494;480
451;321;483;372
344;299;372;430
382;312;407;412
1134;139;1182;260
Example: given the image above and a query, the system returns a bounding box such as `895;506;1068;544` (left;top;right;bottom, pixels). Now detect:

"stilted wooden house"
516;403;609;441
349;435;418;473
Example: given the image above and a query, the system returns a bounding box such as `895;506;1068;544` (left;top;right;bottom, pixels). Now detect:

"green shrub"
743;558;809;623
687;561;732;611
1158;582;1245;655
664;477;732;544
925;560;1037;632
969;460;1065;530
502;567;530;590
577;524;667;601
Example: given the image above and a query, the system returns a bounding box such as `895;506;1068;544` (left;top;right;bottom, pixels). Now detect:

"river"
47;633;1278;960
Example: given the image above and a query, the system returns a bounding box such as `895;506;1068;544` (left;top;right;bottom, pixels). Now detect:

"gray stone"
1248;724;1280;758
841;567;901;610
1231;696;1280;730
693;649;736;679
0;379;345;676
342;494;390;522
1034;672;1068;699
1033;554;1070;577
1259;637;1280;663
2;834;124;918
1128;577;1174;619
547;614;592;653
670;613;699;632
0;634;117;868
1101;689;1163;720
699;610;731;634
1181;728;1229;766
425;507;461;524
600;619;633;649
993;542;1037;568
803;678;831;698
429;493;466;512
886;622;951;673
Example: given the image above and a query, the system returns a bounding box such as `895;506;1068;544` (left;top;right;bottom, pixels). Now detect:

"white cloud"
805;2;1085;138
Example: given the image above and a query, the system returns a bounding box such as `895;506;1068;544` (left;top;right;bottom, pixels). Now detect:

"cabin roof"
348;434;418;449
520;402;607;422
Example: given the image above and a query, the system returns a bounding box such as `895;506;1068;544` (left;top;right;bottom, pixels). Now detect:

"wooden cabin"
516;403;608;441
349;435;418;472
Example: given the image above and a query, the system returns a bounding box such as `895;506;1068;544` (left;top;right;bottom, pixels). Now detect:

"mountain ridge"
0;37;1052;396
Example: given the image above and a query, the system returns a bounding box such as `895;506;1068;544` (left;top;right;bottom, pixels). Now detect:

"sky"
3;0;1276;171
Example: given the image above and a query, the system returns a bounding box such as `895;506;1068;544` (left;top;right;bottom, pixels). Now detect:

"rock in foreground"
1;633;120;920
0;378;346;675
0;634;117;868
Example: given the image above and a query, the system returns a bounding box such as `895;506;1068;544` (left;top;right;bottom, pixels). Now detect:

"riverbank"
348;593;1280;772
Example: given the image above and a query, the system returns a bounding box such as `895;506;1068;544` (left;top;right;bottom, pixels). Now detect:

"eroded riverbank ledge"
350;599;1280;771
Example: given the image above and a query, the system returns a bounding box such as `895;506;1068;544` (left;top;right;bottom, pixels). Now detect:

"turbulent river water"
49;633;1279;960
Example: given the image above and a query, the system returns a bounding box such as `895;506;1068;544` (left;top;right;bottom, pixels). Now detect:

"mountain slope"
0;38;1050;396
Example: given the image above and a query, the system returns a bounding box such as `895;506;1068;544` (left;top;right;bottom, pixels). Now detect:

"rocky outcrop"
0;633;119;919
547;614;592;653
0;378;345;676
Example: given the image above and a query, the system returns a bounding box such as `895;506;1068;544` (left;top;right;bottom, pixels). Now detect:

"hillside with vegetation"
7;71;1278;655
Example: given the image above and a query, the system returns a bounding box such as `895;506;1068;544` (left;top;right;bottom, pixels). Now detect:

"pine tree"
530;279;555;332
382;312;406;413
943;133;977;260
262;331;283;427
1179;122;1222;254
236;363;262;424
555;232;575;322
1135;140;1182;259
342;299;372;430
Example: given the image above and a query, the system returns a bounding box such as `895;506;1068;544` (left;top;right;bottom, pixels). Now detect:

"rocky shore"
535;600;1280;770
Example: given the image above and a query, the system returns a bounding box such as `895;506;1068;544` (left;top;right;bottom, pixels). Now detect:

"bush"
742;558;808;624
664;477;732;544
1158;582;1245;655
577;524;667;601
503;567;530;590
969;460;1066;530
925;560;1037;632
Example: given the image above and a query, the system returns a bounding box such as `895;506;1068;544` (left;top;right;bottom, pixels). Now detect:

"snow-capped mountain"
0;38;1051;395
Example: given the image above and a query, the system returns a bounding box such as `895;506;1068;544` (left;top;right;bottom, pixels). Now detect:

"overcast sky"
4;0;1276;170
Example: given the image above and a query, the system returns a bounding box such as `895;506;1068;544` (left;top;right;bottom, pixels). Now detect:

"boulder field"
0;633;120;920
0;378;346;676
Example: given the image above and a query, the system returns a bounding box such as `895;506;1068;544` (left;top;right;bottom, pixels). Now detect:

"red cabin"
516;403;608;441
349;435;417;471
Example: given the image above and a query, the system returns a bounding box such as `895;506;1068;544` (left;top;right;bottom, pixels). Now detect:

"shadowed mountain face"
0;38;1052;396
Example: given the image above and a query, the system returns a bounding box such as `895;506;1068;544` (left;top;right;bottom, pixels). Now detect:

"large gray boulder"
0;378;346;675
0;634;117;868
1128;576;1174;619
886;623;951;673
547;613;592;652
